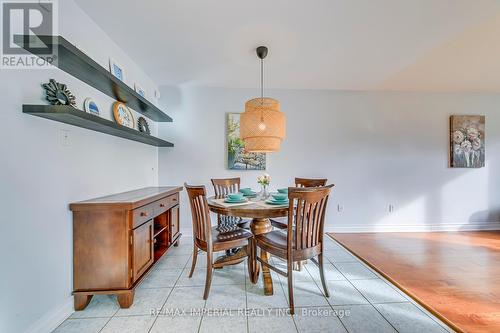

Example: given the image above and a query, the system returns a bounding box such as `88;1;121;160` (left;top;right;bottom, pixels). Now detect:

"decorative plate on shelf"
83;98;100;116
113;102;135;129
42;79;76;107
137;116;150;134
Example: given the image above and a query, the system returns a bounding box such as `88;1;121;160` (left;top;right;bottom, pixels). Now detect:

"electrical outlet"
60;129;70;146
388;204;395;213
337;204;344;213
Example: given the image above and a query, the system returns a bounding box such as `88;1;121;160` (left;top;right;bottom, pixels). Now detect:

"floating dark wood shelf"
15;35;172;122
23;105;174;147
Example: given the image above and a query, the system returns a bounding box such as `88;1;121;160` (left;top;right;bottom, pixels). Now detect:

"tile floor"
55;235;454;333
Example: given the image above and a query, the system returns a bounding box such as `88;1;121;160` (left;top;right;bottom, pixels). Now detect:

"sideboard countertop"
69;186;183;211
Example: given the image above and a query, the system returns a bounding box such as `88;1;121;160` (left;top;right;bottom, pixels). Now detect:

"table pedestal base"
213;247;247;268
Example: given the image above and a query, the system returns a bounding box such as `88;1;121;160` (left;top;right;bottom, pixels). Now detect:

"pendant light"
240;46;286;153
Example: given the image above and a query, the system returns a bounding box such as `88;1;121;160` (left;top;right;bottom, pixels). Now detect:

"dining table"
207;195;289;295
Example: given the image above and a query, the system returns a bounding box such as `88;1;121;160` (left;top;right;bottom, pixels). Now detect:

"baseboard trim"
325;222;500;233
25;296;74;333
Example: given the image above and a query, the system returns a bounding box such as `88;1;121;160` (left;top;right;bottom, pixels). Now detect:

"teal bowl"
277;188;288;194
227;193;244;200
240;188;253;195
272;193;288;201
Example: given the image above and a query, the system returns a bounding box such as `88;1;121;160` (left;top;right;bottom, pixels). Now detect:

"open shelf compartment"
153;213;170;262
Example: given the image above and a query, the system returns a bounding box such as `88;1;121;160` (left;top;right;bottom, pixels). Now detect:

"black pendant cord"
260;58;264;123
255;45;268;125
260;58;264;103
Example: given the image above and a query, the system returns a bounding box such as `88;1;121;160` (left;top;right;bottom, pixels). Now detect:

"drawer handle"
172;198;177;202
160;203;166;207
140;211;149;217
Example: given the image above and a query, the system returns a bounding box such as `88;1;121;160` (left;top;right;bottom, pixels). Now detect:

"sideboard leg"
74;294;93;311
174;239;180;247
117;290;135;308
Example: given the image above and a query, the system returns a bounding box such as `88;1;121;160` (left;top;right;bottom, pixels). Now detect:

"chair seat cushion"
255;229;320;261
213;226;252;243
255;230;294;250
195;226;252;252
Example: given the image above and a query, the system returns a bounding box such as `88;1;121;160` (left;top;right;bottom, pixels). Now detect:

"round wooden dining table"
207;196;288;295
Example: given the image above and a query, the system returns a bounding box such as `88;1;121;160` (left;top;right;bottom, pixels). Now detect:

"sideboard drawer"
154;193;179;215
154;198;169;215
168;193;179;207
132;203;154;229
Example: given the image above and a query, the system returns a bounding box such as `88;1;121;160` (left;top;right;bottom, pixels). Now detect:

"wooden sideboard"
69;186;182;310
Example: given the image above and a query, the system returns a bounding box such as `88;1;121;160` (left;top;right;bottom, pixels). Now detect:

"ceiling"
74;0;500;92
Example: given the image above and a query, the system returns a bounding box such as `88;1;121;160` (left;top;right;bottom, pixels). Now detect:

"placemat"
255;200;289;208
212;198;253;207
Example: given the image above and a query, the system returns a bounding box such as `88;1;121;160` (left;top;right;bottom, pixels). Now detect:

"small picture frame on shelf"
134;83;146;98
109;58;125;81
83;98;100;116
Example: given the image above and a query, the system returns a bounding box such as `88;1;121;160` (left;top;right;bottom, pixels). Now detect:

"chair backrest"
184;183;212;243
295;177;328;188
287;185;334;252
211;177;241;198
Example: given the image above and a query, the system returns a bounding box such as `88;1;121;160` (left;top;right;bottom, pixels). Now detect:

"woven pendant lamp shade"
240;97;286;153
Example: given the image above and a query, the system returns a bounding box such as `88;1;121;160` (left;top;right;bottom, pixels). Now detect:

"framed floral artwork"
450;115;485;168
226;113;266;170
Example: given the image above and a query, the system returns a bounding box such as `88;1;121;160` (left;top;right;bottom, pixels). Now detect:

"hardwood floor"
328;231;500;333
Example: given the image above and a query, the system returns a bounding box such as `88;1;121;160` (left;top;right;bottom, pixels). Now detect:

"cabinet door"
170;205;180;241
132;220;154;282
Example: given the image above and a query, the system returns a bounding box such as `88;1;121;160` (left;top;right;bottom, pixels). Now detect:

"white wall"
0;1;160;332
158;87;500;234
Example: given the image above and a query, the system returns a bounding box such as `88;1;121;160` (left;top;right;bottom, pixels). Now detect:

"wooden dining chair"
211;177;251;229
270;177;328;230
253;185;334;314
185;183;253;299
211;177;241;197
